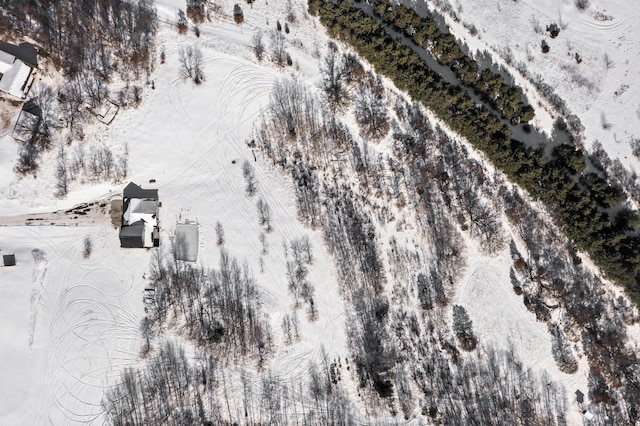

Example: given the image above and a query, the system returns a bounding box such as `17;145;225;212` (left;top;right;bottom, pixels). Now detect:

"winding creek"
348;0;572;150
345;0;633;227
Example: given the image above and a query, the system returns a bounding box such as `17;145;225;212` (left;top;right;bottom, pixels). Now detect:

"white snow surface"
0;1;348;424
419;0;640;170
0;57;32;98
0;0;632;424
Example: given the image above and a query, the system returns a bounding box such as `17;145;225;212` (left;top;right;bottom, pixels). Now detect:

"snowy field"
0;1;348;423
0;226;147;425
420;0;640;170
0;0;637;423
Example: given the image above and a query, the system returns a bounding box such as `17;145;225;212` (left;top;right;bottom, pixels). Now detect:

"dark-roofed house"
119;183;160;248
0;40;38;98
3;254;16;266
123;182;158;200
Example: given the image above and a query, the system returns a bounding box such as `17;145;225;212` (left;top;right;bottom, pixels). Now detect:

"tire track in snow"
36;264;141;425
172;56;278;253
156;44;345;388
28;248;48;348
206;60;308;243
457;255;553;370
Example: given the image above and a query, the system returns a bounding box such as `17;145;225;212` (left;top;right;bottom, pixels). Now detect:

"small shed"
575;389;584;404
3;254;16;266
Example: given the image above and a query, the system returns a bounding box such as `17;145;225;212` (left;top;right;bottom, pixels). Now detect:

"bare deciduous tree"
179;45;205;84
320;48;350;112
270;30;287;67
575;0;590;9
186;0;206;23
256;198;272;231
354;74;389;140
177;9;188;34
242;159;257;196
259;232;268;254
285;0;296;23
83;236;93;258
216;221;225;246
251;30;265;62
56;144;68;196
140;316;153;356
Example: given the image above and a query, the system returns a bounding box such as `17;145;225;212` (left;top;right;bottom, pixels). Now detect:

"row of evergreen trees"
366;0;534;123
308;0;640;303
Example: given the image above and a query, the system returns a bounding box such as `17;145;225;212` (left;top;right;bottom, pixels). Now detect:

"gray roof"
22;99;42;117
175;223;199;262
119;220;145;238
3;254;16;266
123;182;158;200
0;41;38;68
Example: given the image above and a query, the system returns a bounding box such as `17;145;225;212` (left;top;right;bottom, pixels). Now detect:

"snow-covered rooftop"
0;41;37;98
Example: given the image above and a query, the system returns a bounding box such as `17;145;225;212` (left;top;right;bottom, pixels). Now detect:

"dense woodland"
0;0;157;177
254;69;576;423
308;0;640;422
0;0;156;78
103;1;640;421
308;0;640;305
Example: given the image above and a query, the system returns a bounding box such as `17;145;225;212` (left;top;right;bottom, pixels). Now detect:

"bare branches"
320;48;351;113
216;221;225;246
82;236;93;258
179;45;205;84
354;73;389;140
242;160;257;196
56;144;68;196
256;198;272;231
177;9;188;34
270;30;287;67
268;78;320;139
251;30;265;62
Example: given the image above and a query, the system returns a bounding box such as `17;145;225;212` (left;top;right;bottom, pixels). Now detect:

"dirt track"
0;198;119;227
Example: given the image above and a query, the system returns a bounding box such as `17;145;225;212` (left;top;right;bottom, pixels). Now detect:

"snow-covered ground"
0;226;147;425
1;0;634;423
0;1;348;424
420;0;640;169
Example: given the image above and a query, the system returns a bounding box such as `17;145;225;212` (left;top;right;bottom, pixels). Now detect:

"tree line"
0;0;157;81
365;0;535;124
308;0;640;304
255;63;572;420
255;27;640;421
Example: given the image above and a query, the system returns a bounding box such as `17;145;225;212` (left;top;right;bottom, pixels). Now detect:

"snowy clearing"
1;0;638;424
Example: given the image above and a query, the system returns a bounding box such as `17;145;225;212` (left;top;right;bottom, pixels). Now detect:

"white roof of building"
0;58;32;98
123;199;157;228
175;223;199;262
0;41;37;98
0;50;14;73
